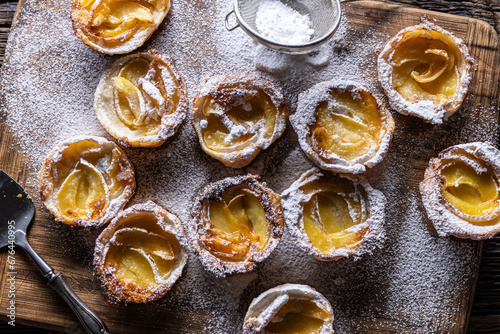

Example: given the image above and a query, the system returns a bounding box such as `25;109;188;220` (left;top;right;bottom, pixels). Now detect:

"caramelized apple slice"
113;228;175;261
113;76;147;127
57;162;107;222
114;247;156;289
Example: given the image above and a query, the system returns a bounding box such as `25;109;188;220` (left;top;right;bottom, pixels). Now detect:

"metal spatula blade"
0;171;35;247
0;170;109;334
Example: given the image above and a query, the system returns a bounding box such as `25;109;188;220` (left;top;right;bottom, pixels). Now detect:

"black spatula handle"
19;238;109;334
47;273;109;334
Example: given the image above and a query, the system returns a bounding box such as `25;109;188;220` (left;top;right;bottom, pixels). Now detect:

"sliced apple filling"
440;155;500;220
301;176;368;254
264;299;332;334
57;162;107;222
192;74;288;168
201;91;276;153
95;202;187;303
392;30;462;106
202;187;269;262
311;88;383;163
106;225;178;292
95;51;187;147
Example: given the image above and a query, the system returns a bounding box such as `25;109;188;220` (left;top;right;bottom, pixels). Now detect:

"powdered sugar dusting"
256;0;314;45
0;0;495;333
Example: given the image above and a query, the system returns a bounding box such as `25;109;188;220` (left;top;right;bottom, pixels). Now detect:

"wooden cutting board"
0;0;499;333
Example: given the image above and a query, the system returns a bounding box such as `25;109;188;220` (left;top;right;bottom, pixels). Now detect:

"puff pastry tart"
94;50;187;147
188;175;283;276
38;136;135;228
420;142;500;240
192;74;288;168
71;0;170;54
291;81;394;174
378;18;473;124
243;284;334;334
94;201;187;304
282;168;385;260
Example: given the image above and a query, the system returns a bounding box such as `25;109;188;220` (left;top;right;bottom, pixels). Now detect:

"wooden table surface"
0;0;499;333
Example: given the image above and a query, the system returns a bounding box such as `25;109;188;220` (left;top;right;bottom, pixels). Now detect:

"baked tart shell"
94;201;188;304
188;174;284;277
71;0;171;55
291;81;394;175
38;135;136;228
282;168;386;261
243;283;334;334
191;74;288;168
94;50;187;147
378;18;474;124
420;142;500;240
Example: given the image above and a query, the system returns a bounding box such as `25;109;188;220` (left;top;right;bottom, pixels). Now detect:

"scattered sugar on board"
255;0;314;45
0;0;496;333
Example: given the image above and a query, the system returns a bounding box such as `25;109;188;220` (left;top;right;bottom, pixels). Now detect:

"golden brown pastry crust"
291;81;394;174
282;168;386;261
94;201;188;304
243;284;334;334
191;74;288;168
94;50;187;147
378;17;473;124
38;135;135;228
420;142;500;240
71;0;171;54
188;174;284;277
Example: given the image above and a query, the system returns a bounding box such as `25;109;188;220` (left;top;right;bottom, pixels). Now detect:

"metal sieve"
225;0;342;54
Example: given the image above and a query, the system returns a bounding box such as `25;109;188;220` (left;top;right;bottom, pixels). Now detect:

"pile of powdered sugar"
255;0;314;45
0;0;495;333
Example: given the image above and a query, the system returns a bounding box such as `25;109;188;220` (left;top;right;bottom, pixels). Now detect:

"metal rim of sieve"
225;0;342;54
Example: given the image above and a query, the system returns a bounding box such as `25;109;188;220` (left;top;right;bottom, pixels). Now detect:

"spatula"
0;170;109;334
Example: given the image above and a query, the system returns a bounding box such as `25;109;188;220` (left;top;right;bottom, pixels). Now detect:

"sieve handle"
225;10;240;31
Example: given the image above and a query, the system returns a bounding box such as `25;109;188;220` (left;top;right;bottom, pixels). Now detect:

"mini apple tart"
38;136;135;228
291;81;394;174
71;0;171;54
188;175;283;276
243;284;334;334
282;168;385;260
378;18;473;124
420;142;500;239
192;74;288;168
94;201;188;304
94;50;187;147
